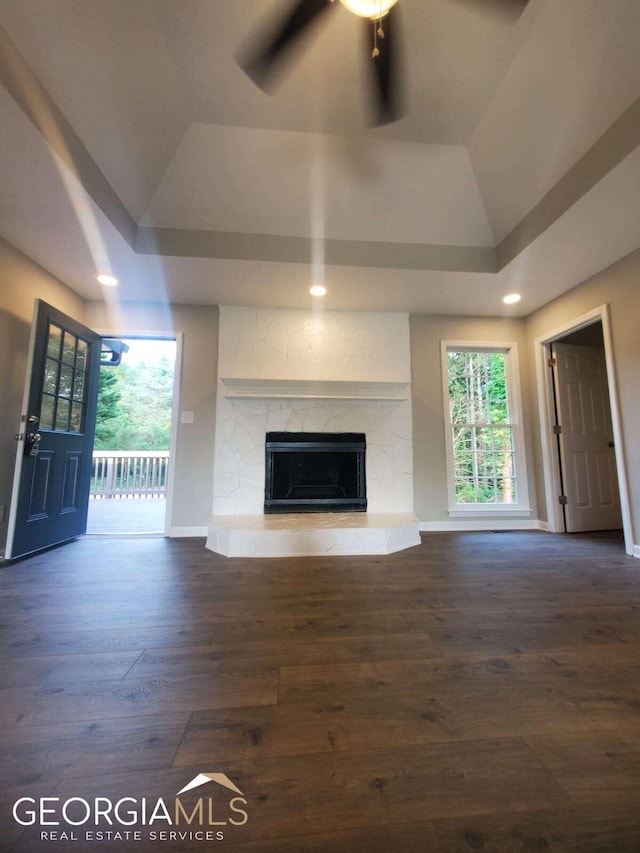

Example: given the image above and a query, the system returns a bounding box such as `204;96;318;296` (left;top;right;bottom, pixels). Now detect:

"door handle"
24;432;41;457
17;414;40;440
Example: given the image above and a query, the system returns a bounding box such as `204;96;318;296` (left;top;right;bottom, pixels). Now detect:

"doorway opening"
86;337;177;535
535;305;632;554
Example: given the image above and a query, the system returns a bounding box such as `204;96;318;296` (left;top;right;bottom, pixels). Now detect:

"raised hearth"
206;512;421;557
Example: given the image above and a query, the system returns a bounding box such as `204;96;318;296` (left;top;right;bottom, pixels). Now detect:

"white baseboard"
538;521;550;531
419;519;543;532
633;544;640;559
167;526;208;538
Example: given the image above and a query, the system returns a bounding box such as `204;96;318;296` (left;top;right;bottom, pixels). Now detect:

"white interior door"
553;342;622;532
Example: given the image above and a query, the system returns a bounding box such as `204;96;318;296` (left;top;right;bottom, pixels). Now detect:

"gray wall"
525;247;640;546
0;237;85;554
410;313;536;524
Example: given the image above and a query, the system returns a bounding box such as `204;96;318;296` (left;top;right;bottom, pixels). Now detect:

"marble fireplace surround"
206;307;420;557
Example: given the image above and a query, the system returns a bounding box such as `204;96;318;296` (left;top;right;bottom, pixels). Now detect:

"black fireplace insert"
264;432;367;514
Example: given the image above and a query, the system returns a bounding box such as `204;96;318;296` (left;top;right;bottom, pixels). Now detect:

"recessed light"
97;274;118;287
310;284;327;297
503;293;521;305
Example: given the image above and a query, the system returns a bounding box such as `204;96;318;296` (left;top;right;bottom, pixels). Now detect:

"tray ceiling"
1;0;639;315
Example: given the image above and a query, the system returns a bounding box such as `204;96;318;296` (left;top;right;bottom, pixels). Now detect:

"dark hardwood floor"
2;530;640;852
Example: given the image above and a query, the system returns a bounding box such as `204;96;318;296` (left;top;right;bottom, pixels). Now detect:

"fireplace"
264;432;367;514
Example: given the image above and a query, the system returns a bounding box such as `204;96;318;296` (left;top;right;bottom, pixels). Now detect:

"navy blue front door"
7;300;101;559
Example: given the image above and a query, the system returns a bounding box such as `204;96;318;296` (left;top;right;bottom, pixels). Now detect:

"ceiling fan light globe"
338;0;398;20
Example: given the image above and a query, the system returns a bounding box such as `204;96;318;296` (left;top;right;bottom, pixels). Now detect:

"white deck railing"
90;451;169;499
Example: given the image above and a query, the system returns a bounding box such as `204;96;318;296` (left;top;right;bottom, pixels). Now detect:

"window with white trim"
442;343;530;514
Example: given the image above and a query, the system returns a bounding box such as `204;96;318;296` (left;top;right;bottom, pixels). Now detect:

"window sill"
447;507;533;518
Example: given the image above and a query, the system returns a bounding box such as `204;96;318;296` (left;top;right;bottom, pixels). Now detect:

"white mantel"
208;306;419;555
220;377;410;401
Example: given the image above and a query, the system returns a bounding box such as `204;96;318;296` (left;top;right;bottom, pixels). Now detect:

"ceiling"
1;0;639;317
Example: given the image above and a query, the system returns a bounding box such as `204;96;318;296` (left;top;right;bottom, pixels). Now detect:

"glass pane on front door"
46;324;62;359
40;321;89;433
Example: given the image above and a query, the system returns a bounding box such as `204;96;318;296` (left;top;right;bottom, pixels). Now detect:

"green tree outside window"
447;351;517;504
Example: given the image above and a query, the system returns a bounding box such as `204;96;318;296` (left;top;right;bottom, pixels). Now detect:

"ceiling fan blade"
238;0;335;91
365;6;403;126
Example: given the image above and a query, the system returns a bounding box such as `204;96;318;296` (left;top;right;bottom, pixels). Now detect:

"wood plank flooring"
1;530;640;851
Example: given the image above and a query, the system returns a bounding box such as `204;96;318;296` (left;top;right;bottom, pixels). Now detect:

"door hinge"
548;357;557;367
553;424;563;435
559;495;568;505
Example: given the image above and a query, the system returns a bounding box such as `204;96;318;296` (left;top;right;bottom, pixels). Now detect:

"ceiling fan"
238;0;402;126
238;0;529;128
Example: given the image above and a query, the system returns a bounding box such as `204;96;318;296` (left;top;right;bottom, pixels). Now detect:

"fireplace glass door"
265;432;367;513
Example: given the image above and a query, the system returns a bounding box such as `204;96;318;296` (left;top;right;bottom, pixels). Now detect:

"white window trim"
441;340;531;516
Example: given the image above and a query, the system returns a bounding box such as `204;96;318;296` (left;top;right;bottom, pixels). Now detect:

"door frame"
534;303;633;555
6;301;41;554
92;329;183;536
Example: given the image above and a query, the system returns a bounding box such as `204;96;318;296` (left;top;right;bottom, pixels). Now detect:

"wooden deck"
86;496;166;534
2;529;640;851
